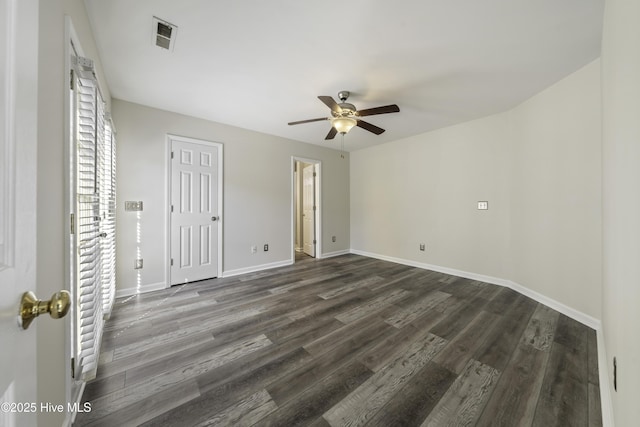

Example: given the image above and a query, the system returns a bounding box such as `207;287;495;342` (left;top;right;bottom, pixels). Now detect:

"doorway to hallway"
292;157;321;262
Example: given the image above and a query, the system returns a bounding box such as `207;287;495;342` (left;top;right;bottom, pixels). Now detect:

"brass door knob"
19;290;71;330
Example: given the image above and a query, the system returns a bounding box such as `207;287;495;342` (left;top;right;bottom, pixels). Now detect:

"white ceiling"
84;0;603;152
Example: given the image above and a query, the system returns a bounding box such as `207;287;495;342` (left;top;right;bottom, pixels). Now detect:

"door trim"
166;134;223;287
291;156;322;261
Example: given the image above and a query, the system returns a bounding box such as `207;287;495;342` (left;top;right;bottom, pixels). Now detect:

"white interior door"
302;164;316;257
170;136;222;285
0;0;39;424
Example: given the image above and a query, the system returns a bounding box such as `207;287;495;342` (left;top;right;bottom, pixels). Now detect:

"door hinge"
71;357;75;379
313;172;317;177
171;258;174;266
171;205;174;213
70;213;75;234
171;151;174;159
313;239;317;244
313;205;316;211
70;69;75;90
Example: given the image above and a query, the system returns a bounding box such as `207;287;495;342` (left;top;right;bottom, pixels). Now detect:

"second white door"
302;163;316;257
170;137;222;285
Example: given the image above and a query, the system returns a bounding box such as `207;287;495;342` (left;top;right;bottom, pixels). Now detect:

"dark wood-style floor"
74;254;602;426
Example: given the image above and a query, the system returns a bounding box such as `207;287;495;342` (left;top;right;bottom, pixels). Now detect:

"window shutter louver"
101;116;116;318
71;56;116;382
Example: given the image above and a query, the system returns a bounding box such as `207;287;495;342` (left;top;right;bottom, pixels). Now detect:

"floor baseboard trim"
350;249;600;329
223;259;293;278
115;281;167;298
320;249;351;259
115;260;297;297
505;279;600;331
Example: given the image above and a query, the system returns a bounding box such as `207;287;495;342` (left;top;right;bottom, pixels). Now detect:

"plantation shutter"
71;56;116;381
101;115;116;317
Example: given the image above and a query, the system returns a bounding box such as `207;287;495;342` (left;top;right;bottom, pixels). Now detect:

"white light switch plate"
125;201;143;211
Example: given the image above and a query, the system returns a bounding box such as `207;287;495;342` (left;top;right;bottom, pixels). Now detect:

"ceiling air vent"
152;17;177;51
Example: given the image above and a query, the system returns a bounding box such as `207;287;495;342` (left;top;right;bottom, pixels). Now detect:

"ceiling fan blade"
356;104;400;117
288;117;328;126
318;96;342;114
325;127;338;140
356;119;385;135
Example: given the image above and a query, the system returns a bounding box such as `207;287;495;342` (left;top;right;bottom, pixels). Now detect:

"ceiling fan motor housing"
335;103;356;117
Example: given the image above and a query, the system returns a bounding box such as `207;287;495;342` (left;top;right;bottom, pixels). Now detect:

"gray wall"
351;60;602;320
508;60;602;319
112;100;350;295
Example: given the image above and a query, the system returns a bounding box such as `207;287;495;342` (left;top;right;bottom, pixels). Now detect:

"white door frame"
166;134;223;286
291;156;322;261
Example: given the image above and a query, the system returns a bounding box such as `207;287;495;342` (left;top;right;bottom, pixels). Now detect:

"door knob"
19;290;71;330
211;216;219;221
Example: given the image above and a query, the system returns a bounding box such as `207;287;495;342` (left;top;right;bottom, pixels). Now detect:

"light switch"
477;201;488;210
125;201;143;211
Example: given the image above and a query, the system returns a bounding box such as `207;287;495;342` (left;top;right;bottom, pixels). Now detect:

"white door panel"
170;137;222;285
0;0;39;424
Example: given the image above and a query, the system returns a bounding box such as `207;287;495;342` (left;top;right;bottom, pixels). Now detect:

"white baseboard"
505;279;601;330
351;248;613;426
351;249;512;286
350;249;600;328
115;281;167;298
320;249;351;259
115;259;297;296
222;259;293;278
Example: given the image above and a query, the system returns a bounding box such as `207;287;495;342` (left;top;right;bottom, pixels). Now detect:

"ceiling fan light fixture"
332;117;357;134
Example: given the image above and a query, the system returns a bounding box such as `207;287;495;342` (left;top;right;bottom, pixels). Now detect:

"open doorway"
292;157;321;262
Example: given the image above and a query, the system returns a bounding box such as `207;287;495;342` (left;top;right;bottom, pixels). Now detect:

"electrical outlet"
251;245;257;254
264;244;269;251
134;259;143;269
420;243;425;251
332;236;336;242
477;201;489;210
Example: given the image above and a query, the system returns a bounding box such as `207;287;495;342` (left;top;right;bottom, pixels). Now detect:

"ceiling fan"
288;91;400;140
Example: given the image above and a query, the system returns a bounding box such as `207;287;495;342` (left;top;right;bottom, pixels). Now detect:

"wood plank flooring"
73;254;602;427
